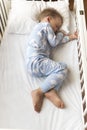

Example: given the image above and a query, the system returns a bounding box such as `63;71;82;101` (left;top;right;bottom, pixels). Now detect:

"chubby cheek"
52;28;55;33
52;25;58;33
52;26;56;32
54;28;58;33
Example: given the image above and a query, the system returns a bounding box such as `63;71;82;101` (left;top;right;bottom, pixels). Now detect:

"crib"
0;0;87;130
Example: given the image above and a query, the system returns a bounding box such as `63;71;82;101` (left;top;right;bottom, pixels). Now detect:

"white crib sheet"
0;13;84;130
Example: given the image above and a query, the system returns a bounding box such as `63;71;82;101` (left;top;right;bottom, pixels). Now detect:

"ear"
47;16;50;22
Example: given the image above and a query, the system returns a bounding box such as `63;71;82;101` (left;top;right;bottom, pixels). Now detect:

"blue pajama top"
27;22;69;60
26;22;70;69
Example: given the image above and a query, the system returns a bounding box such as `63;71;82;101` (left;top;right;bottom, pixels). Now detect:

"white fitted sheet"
0;12;84;130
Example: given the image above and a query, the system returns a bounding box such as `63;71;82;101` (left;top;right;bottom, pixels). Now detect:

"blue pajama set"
26;22;70;93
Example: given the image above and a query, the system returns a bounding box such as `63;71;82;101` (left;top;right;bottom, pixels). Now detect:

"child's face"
49;17;62;33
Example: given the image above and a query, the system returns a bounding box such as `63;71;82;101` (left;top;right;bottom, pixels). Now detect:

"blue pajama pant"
27;55;68;93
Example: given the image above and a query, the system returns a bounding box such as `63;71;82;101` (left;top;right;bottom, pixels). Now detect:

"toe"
34;104;41;113
60;102;65;108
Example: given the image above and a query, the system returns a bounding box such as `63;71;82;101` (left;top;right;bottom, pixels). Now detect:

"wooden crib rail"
0;0;11;44
75;0;87;129
26;0;74;11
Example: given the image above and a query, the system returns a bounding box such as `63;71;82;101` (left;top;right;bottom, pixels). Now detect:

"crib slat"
83;108;87;117
81;86;85;93
69;0;74;10
85;122;87;129
84;116;87;130
0;1;7;27
82;89;85;100
83;99;86;111
75;4;87;128
0;0;11;43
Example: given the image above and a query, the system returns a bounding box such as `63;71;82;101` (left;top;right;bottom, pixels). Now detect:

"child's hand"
59;29;68;36
69;31;78;40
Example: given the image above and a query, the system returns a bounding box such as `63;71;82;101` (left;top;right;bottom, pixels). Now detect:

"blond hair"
36;8;63;23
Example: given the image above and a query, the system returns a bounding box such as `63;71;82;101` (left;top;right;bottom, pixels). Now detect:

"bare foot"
31;88;44;113
45;89;64;108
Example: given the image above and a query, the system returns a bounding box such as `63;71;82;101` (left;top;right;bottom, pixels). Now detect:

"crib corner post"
69;0;74;11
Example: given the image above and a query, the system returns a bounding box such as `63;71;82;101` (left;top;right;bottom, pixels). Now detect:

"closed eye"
56;25;60;30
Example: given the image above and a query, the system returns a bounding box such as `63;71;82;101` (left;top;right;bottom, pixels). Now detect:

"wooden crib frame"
75;1;87;129
0;0;87;129
0;0;11;43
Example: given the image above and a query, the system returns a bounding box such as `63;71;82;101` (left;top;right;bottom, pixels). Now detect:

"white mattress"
0;12;84;130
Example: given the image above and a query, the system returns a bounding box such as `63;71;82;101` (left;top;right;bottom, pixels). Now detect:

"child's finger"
74;31;78;35
74;31;78;38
